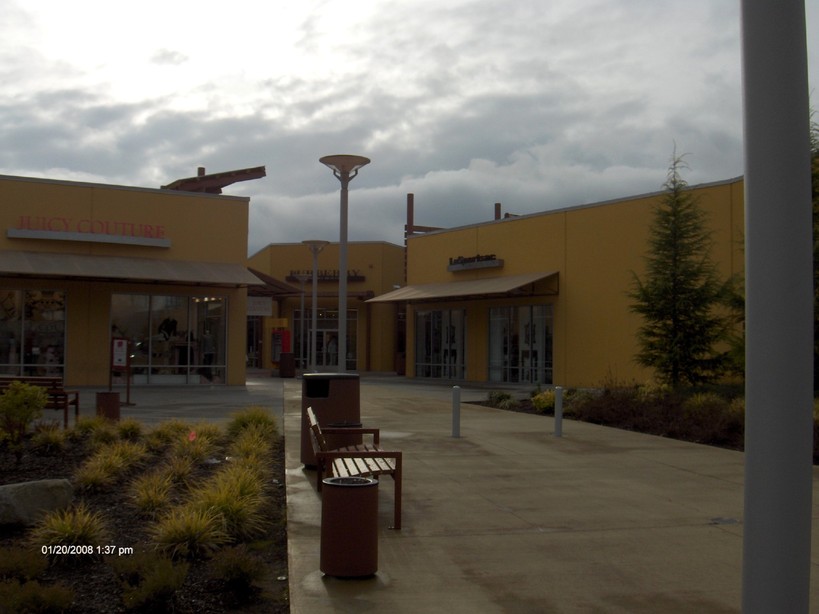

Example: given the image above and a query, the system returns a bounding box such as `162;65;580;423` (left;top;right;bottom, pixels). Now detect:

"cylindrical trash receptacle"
279;352;295;378
320;477;378;577
301;373;361;467
96;392;121;421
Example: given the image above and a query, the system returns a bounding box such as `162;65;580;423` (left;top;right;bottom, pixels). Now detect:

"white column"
740;1;813;611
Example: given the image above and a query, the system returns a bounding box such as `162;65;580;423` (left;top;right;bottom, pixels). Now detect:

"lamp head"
320;154;370;178
302;239;330;255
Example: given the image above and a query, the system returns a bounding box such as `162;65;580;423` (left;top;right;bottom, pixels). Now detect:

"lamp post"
294;273;309;371
319;154;370;371
302;240;329;372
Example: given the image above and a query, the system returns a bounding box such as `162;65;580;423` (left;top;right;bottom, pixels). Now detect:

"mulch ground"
0;435;289;613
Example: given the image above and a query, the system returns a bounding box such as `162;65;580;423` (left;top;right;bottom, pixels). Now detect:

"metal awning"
367;271;559;303
0;250;264;287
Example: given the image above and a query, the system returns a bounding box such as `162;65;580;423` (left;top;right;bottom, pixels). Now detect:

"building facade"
370;177;745;388
248;241;405;373
0;174;261;386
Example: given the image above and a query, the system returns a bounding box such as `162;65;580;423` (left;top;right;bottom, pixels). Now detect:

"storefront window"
0;290;66;376
293;309;357;371
415;309;465;379
111;294;226;384
489;305;553;384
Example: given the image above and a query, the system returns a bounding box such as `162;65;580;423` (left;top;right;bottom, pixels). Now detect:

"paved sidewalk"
284;376;819;613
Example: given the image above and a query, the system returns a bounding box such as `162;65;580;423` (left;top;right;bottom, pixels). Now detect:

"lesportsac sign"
447;254;504;272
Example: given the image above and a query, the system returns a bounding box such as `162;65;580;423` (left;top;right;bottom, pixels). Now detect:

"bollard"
452;385;461;438
554;386;563;438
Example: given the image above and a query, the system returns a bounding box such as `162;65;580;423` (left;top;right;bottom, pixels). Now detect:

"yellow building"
370;177;745;388
248;241;405;373
0;173;262;386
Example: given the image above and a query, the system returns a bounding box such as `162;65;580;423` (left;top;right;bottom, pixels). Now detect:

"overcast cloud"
1;1;817;255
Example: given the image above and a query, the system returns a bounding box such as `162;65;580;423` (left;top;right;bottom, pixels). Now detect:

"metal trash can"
320;477;378;577
301;373;361;466
96;392;120;421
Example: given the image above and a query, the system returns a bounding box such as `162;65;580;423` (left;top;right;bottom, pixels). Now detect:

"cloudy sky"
1;1;817;256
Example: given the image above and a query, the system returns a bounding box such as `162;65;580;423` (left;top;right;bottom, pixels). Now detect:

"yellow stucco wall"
405;178;745;387
0;175;252;386
248;241;405;372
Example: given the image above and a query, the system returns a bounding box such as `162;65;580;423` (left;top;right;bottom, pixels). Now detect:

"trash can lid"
322;477;378;487
303;373;360;380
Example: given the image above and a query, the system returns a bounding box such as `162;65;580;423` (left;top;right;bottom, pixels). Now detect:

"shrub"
146;419;192;449
486;391;516;410
109;551;188;611
681;392;733;443
73;441;146;492
28;503;109;564
74;453;126;491
30;424;68;455
160;454;196;485
0;579;74;613
169;429;218;464
0;546;48;581
72;415;112;437
117;418;143;441
208;544;265;595
531;390;555;413
226;406;278;440
150;506;230;559
191;421;223;443
228;423;274;463
0;381;47;442
190;473;268;541
130;472;174;518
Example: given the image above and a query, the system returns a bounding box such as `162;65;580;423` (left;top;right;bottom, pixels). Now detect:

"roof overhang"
367;271;559;303
0;251;264;288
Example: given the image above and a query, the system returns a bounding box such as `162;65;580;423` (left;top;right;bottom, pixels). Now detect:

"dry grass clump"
28;503;110;565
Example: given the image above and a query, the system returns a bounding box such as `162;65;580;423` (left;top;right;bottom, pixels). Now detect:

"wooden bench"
307;406;403;530
0;376;80;429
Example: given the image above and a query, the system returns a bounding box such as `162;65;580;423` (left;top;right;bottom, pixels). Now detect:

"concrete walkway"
284;376;819;614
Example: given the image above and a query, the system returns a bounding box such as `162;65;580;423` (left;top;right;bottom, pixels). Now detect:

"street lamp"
302;240;329;372
293;273;309;370
319;154;370;371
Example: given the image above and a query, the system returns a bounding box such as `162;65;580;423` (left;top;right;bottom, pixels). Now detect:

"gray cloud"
0;0;815;256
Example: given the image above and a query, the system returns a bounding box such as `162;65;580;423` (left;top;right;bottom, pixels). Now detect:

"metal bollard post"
452;386;461;438
554;386;563;438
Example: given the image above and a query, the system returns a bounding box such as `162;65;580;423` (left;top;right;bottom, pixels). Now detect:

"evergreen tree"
629;154;732;387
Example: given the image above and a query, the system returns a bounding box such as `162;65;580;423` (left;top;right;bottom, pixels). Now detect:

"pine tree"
629;154;731;387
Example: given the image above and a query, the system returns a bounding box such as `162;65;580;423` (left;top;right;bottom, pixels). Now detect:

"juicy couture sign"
8;215;171;247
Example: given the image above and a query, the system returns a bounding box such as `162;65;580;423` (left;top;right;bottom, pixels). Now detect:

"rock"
0;479;73;525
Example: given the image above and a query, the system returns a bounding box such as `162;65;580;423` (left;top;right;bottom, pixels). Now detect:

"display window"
489;305;553;384
0;289;65;376
415;309;465;379
293;309;357;371
111;293;226;384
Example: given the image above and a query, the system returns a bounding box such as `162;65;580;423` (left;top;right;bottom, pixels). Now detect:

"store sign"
8;215;171;247
286;270;366;283
447;254;504;272
247;296;273;317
